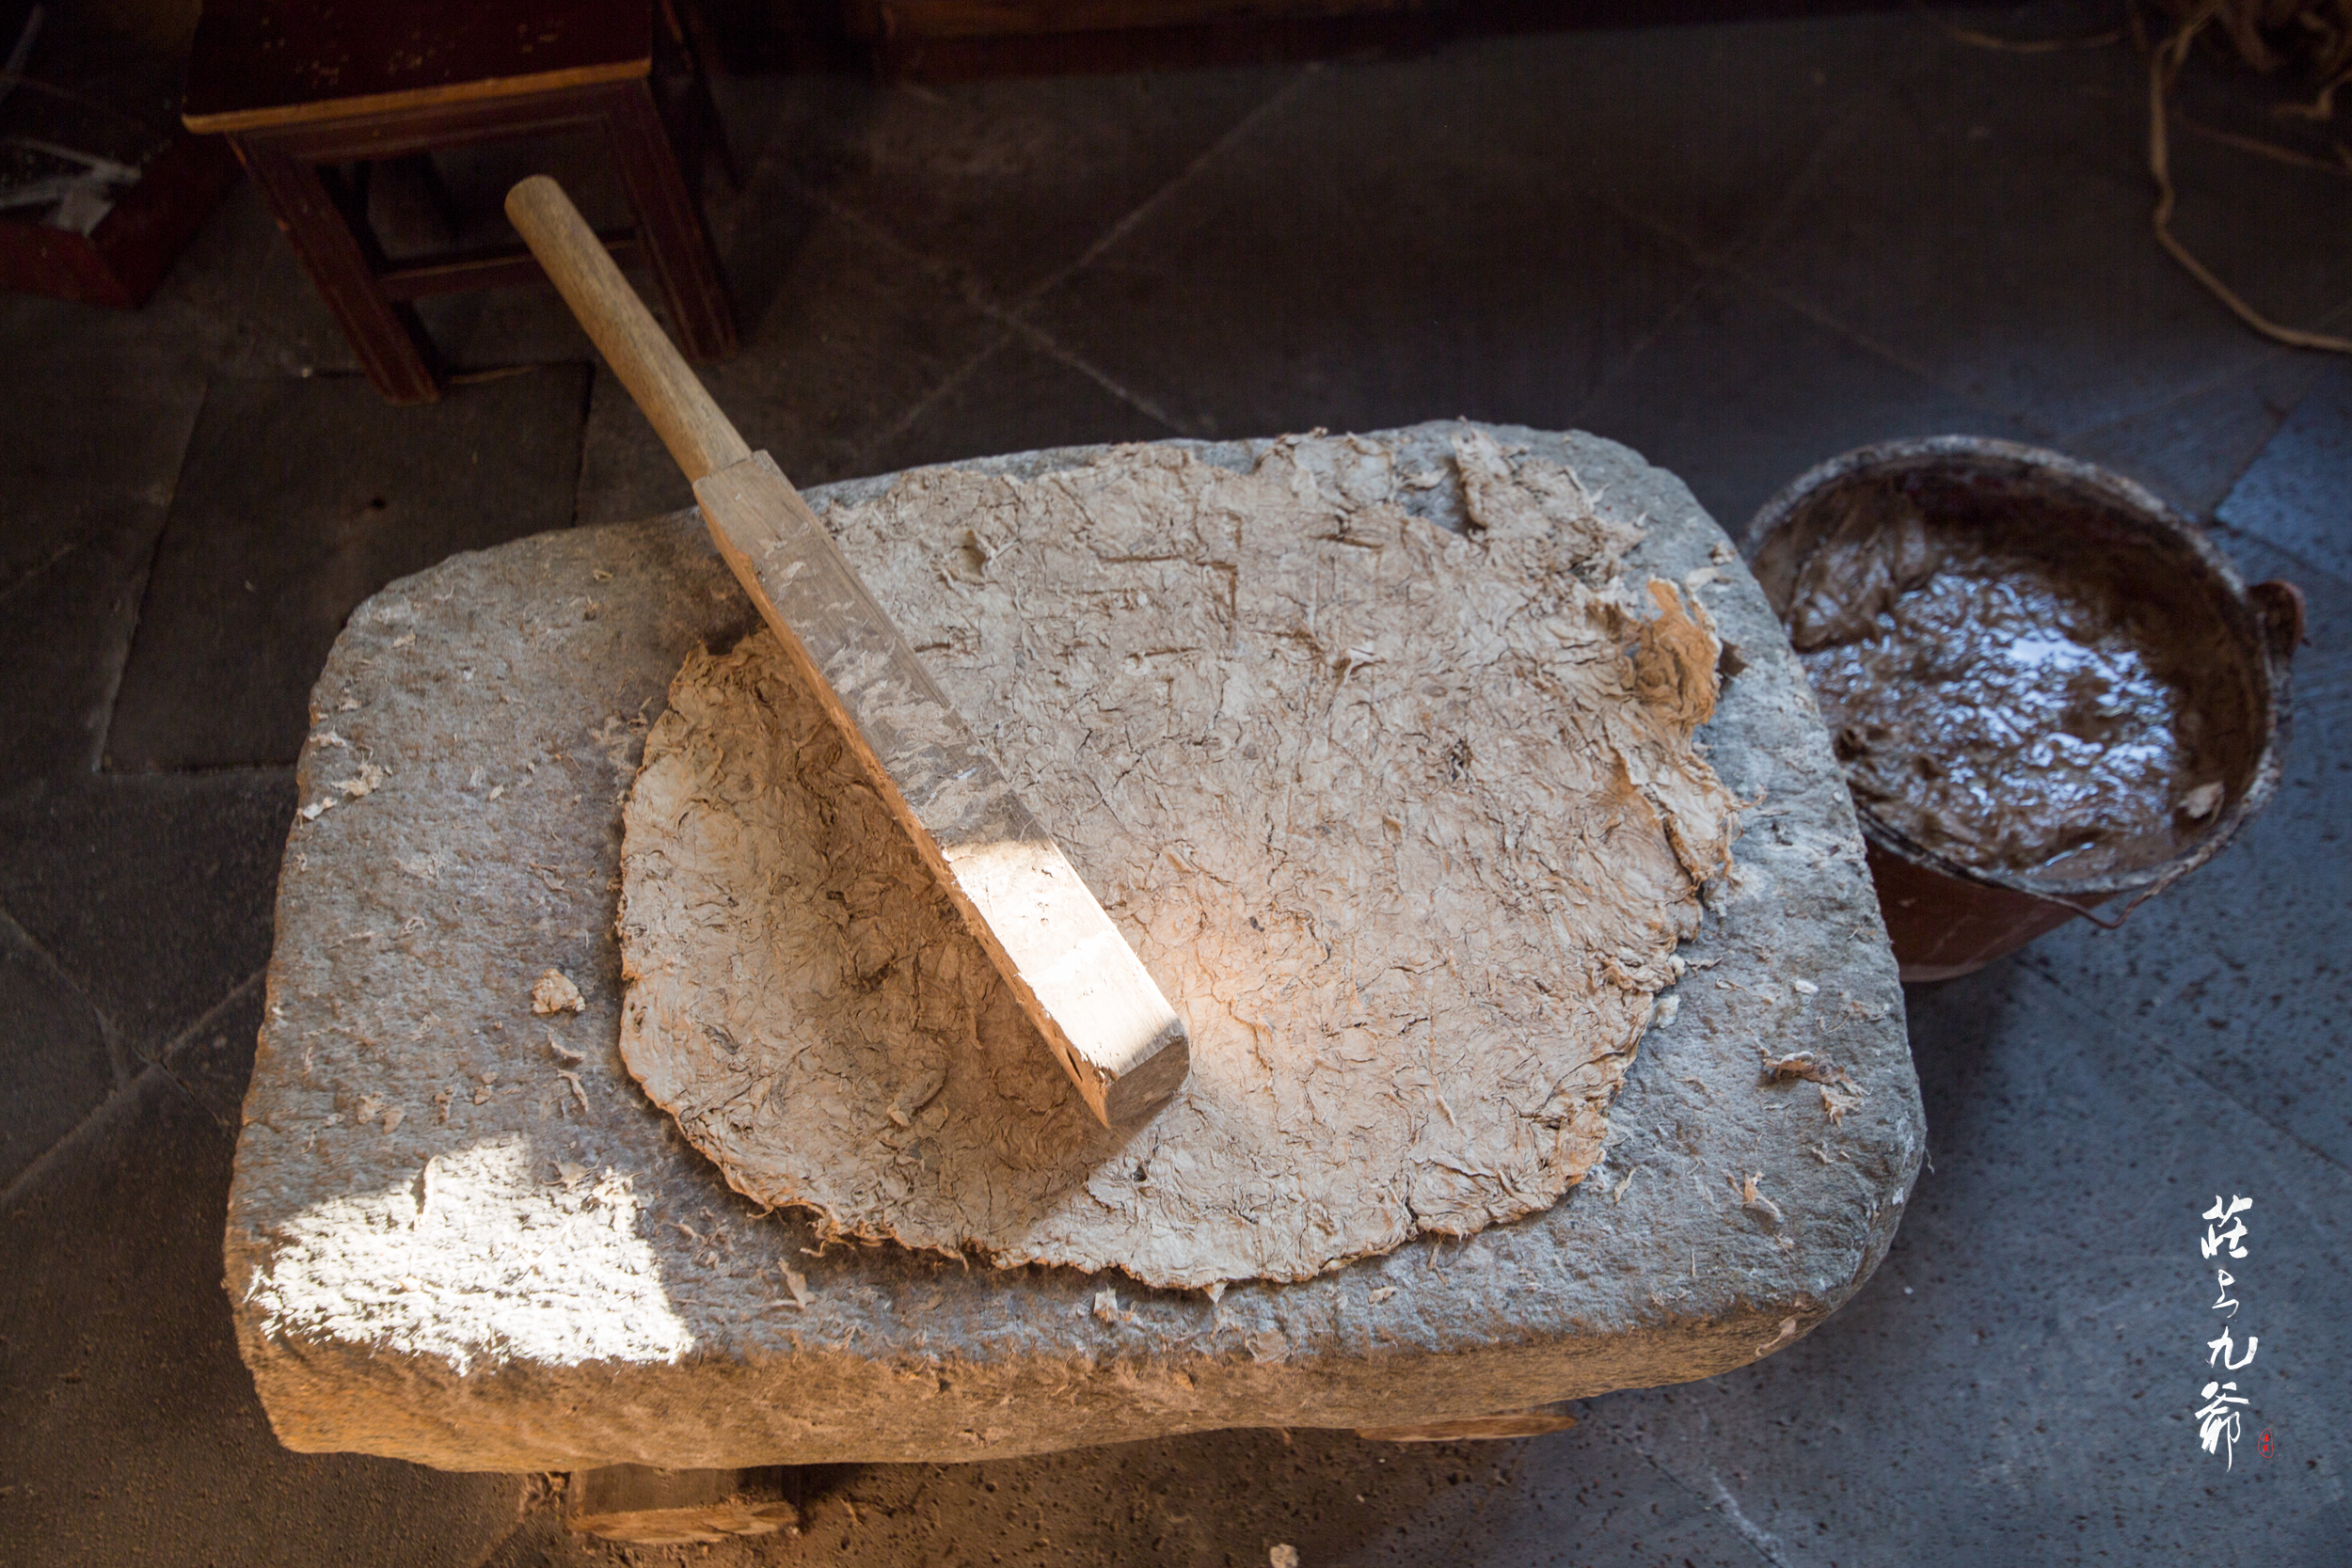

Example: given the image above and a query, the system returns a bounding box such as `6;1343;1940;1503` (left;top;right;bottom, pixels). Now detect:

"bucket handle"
2249;579;2307;661
2026;863;2193;931
1888;826;2196;933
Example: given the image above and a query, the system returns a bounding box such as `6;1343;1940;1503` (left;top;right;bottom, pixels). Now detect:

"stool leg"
658;0;744;195
694;71;744;195
602;79;738;362
235;137;440;404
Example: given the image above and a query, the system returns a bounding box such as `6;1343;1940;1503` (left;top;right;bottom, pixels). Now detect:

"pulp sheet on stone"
615;432;1740;1290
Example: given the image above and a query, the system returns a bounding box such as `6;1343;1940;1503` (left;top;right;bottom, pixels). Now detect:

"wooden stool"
183;0;736;404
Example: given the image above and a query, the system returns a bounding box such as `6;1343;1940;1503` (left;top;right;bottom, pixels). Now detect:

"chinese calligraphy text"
2195;1194;2258;1469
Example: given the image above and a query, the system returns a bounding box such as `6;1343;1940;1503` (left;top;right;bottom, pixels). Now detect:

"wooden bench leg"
601;79;737;363
234;137;441;404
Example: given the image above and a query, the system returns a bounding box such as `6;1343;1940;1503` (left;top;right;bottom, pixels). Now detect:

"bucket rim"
1741;434;2292;904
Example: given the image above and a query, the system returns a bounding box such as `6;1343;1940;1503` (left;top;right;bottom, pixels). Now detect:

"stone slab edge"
226;422;1921;1470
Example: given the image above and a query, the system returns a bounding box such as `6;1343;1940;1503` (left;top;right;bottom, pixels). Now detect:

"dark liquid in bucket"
1784;483;2229;880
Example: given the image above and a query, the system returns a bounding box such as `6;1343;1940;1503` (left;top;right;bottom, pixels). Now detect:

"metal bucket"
1745;436;2304;983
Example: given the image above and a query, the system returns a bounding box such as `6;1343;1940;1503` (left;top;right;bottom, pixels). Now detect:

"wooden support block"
566;1465;798;1544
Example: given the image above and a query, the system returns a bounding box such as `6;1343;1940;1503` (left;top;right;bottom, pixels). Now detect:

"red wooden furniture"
0;134;239;309
183;0;736;404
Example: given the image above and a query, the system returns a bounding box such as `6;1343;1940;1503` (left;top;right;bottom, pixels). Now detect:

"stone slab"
2;1069;527;1568
226;422;1921;1471
0;772;296;1062
106;366;590;771
0;911;116;1186
2217;359;2352;585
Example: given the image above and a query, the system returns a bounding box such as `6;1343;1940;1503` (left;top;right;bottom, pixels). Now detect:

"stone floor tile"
0;507;169;785
576;365;701;529
0;911;117;1189
0;1069;524;1568
755;64;1300;307
2059;348;2328;520
2021;530;2350;1172
482;1420;1768;1568
1584;958;2350;1563
1732;26;2352;445
2217;360;2352;585
1576;275;2035;534
0;772;294;1064
1388;13;1917;262
158;974;268;1133
106;367;589;770
577;182;1009;523
0;295;208;585
2155;98;2352;374
149;181;368;381
1027;61;1710;447
859;327;1179;476
0;294;212;783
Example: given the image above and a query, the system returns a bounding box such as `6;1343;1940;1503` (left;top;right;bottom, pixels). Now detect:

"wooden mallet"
506;175;1188;1126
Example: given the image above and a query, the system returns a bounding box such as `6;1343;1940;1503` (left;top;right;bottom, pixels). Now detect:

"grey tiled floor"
4;7;2347;1564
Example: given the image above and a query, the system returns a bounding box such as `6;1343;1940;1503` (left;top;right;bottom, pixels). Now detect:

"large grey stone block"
226;423;1919;1470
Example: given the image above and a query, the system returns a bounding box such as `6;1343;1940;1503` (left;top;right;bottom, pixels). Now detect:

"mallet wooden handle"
504;176;1191;1127
506;175;749;483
